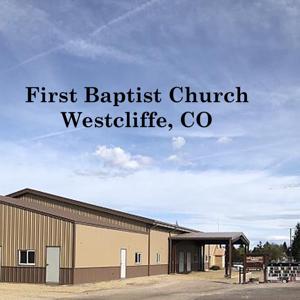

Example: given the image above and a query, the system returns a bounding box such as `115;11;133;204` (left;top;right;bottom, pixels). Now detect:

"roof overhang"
170;231;250;246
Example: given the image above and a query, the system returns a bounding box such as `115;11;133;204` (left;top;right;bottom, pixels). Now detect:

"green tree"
263;242;286;262
251;241;287;262
291;223;300;261
282;242;288;255
252;241;263;255
232;245;245;262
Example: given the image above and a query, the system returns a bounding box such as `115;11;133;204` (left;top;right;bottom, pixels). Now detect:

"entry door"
0;246;2;281
120;249;127;279
179;251;184;273
199;246;204;271
46;247;60;284
186;252;192;272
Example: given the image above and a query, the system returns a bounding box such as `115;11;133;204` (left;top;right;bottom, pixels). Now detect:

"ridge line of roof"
7;188;196;233
0;195;76;223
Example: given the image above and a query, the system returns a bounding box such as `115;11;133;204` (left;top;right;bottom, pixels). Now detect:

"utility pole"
289;228;293;262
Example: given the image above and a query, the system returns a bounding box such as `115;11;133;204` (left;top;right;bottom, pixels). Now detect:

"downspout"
148;226;151;276
72;222;76;285
168;232;172;274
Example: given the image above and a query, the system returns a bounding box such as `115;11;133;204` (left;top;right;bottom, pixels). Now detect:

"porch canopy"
170;232;249;278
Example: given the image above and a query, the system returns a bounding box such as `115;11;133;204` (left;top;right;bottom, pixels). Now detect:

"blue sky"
0;0;300;247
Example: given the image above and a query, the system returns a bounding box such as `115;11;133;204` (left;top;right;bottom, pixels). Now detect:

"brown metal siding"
0;203;73;268
149;264;168;275
60;268;73;285
1;267;73;284
17;194;148;234
127;265;148;278
1;266;45;283
74;267;120;284
73;265;149;284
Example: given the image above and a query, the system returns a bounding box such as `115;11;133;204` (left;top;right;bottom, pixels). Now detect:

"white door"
179;251;184;273
186;252;192;272
0;246;2;281
46;247;60;284
120;249;127;279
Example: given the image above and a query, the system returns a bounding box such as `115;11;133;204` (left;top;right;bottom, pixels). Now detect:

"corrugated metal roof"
171;231;249;245
0;195;80;223
5;189;196;233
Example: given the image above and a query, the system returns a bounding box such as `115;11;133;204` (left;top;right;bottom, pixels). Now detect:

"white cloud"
1;140;300;247
0;0;159;73
268;235;290;241
217;136;233;144
64;39;145;63
95;145;152;172
167;154;179;162
167;154;194;167
172;136;186;149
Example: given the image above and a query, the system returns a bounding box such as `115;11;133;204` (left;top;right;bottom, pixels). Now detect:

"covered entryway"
169;232;249;278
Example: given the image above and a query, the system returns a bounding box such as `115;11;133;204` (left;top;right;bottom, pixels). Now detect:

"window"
135;252;142;264
156;253;161;264
19;250;35;265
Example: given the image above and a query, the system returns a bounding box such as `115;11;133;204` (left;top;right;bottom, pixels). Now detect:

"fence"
267;262;300;282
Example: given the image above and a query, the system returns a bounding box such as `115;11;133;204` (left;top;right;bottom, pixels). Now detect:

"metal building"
0;189;249;284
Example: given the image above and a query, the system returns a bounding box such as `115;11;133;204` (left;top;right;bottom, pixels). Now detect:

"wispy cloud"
166;154;194;167
232;213;300;221
21;128;84;142
2;142;299;246
90;0;161;37
217;136;233;144
191;137;300;163
64;39;146;63
172;136;186;149
1;0;300;247
1;0;161;73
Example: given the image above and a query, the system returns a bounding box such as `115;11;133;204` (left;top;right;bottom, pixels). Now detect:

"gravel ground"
67;280;300;300
0;271;298;299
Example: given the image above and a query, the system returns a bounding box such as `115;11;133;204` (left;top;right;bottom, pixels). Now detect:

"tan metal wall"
0;203;73;268
149;229;169;265
205;244;214;269
17;194;147;234
204;245;225;269
214;256;223;268
75;224;149;268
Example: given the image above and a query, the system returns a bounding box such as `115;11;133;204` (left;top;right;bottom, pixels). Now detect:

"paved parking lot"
203;285;300;300
71;281;300;300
